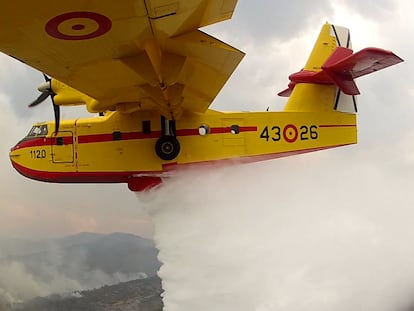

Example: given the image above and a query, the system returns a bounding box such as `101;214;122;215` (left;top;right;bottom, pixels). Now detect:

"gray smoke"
141;152;414;311
0;255;140;306
0;236;152;305
0;257;81;305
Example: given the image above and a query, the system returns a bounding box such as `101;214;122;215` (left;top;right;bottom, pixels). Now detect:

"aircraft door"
51;131;74;163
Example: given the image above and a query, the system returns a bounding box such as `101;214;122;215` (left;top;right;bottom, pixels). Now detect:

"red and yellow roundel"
45;12;112;40
283;124;298;143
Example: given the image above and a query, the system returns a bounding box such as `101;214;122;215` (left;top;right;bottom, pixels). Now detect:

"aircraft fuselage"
10;109;356;191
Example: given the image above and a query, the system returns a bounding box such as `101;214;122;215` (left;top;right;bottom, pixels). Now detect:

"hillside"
12;277;163;311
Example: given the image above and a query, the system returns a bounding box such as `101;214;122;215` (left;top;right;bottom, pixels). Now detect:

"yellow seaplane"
4;1;402;191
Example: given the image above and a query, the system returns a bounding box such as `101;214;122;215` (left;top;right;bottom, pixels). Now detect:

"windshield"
27;125;48;137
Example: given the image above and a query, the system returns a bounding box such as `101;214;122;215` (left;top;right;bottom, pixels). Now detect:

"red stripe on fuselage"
12;136;75;150
10;160;137;183
60;126;258;145
77;131;162;144
12;137;51;150
13;126;258;150
318;124;356;128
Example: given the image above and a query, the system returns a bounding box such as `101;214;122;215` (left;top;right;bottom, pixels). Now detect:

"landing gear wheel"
155;136;180;161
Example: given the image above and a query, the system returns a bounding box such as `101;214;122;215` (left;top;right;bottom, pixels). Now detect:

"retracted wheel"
155;136;180;161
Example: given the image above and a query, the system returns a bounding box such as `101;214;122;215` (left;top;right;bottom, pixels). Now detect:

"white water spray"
140;155;414;311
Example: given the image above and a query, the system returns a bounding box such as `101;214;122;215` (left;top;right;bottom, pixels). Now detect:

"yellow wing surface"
0;0;244;118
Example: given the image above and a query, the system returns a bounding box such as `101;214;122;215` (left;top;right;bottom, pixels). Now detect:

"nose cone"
10;142;22;164
37;80;51;93
9;138;49;182
9;141;30;179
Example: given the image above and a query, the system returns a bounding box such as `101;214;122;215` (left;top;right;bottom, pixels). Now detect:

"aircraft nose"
9;141;36;181
9;143;22;166
10;142;20;153
9;137;53;183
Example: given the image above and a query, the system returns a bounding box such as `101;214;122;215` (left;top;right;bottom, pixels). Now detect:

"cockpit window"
27;125;48;137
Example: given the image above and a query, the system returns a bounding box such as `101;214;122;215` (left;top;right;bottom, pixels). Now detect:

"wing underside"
0;0;245;117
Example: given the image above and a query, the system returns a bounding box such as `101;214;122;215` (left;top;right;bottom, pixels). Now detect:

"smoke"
0;260;81;305
141;152;414;311
0;242;145;305
0;259;142;305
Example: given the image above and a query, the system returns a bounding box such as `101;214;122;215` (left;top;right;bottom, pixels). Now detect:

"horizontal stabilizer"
324;47;404;79
277;82;295;97
279;46;403;96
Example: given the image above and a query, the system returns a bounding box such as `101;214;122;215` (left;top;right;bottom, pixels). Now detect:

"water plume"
141;156;414;311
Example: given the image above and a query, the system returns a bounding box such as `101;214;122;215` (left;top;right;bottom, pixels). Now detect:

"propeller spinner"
28;74;60;133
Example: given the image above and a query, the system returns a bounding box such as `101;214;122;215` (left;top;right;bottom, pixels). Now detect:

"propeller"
28;74;60;133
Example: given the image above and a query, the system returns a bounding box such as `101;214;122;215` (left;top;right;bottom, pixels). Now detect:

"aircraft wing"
0;0;244;118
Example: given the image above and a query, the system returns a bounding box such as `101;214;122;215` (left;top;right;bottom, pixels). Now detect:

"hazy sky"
0;0;411;240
